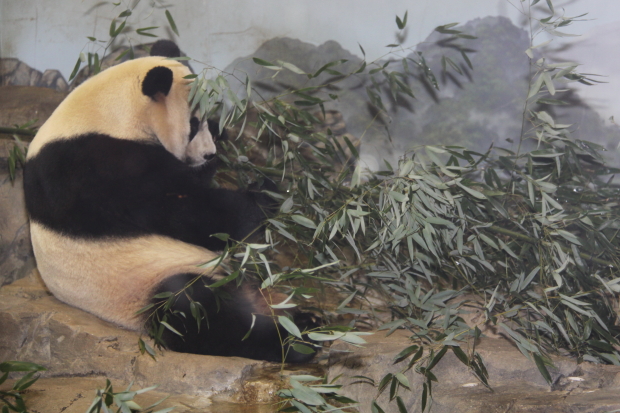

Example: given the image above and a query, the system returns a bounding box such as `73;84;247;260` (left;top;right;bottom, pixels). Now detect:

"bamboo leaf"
160;321;182;336
533;353;553;384
279;315;302;339
457;182;486;199
292;215;317;229
165;10;179;36
136;26;159;37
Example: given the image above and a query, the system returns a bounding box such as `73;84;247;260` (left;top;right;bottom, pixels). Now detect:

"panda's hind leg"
150;273;316;362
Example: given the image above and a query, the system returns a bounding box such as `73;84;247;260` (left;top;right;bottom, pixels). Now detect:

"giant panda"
23;41;316;363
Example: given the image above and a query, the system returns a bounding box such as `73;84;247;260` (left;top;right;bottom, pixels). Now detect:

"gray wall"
1;0;619;161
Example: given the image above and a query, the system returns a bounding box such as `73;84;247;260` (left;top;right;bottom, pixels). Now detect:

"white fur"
31;222;221;330
186;120;217;166
28;57;193;160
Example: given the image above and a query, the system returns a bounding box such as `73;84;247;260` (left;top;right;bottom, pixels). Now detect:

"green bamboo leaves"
0;361;46;413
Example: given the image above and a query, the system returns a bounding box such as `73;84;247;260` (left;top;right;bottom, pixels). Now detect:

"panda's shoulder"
28;133;185;177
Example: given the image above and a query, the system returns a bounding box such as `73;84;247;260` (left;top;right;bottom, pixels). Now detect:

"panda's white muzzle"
185;120;217;167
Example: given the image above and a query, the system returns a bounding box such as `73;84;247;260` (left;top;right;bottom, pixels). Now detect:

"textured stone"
3;273;620;412
0;273;284;401
0;59;68;91
0;145;34;287
0;59;31;87
0;376;214;413
0;85;67;131
224;18;620;169
41;69;69;92
328;330;620;413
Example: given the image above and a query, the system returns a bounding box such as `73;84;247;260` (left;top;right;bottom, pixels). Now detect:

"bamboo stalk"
0;127;36;136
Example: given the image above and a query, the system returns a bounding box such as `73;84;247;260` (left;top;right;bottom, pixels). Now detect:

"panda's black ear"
150;40;181;58
142;66;173;99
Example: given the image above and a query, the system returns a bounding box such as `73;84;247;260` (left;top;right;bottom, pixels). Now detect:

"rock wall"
0;67;68;287
0;58;68;92
0;273;319;405
329;331;620;413
3;274;620;412
0;85;67;130
0;141;34;287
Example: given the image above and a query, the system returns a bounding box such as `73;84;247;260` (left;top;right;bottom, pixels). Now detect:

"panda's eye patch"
207;119;228;142
189;116;200;142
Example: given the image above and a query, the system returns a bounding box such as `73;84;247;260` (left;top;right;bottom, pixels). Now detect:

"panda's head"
28;54;217;167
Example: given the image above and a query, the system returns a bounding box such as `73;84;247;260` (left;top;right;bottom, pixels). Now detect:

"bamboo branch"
488;225;615;268
0;127;36;137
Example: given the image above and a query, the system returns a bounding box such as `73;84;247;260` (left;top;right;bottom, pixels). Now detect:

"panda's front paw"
259;177;279;194
248;177;278;193
249;178;280;214
284;312;322;363
294;312;322;332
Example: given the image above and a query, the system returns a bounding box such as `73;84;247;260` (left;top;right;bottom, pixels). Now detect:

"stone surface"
0;58;68;92
224;18;620;169
0;84;64;287
3;272;620;412
0;376;279;413
0;85;67;131
0;145;34;287
328;330;620;413
0;272;311;405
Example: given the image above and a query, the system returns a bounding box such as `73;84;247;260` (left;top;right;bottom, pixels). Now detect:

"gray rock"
224;17;620;169
328;330;620;413
0;273;321;405
0;58;68;92
0;59;31;87
0;85;67;130
41;69;69;92
0;376;219;412
0;141;34;287
224;38;369;144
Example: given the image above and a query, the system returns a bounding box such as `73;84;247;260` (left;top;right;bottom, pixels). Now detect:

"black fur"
189;117;200;142
142;66;173;98
24;134;271;250
207;119;228;142
152;273;317;362
150;40;181;58
189;118;228;144
149;40;193;71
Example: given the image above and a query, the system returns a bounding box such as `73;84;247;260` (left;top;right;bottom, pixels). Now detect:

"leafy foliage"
142;14;482;368
173;1;620;411
69;0;179;81
86;380;173;413
277;375;358;413
1;120;34;183
6;137;28;183
0;361;46;413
